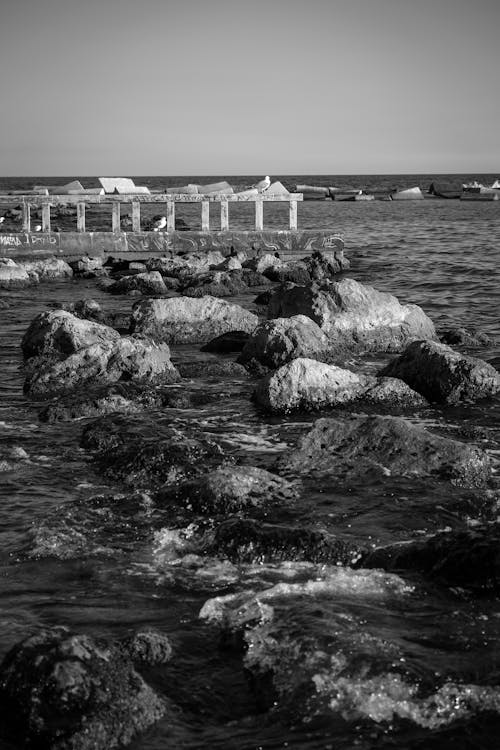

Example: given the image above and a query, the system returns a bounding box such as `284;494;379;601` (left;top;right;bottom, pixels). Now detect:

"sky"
0;0;499;175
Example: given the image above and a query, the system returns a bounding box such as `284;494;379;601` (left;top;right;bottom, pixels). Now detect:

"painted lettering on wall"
30;235;57;246
0;235;22;246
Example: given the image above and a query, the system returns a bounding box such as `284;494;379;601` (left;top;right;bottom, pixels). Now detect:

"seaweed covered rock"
267;279;436;354
280;414;491;487
25;336;180;399
22;309;120;360
379;339;500;404
237;315;333;371
158;465;299;515
131;296;258;344
81;416;226;488
361;525;500;591
0;627;166;750
203;517;364;565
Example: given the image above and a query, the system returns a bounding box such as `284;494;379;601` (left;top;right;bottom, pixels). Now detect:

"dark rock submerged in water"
440;326;493;348
81;416;226;488
267;278;437;353
0;627;167;750
130;295;258;344
203;517;364;565
280;414;492;487
361;525;500;591
157;465;299;516
379;339;500;404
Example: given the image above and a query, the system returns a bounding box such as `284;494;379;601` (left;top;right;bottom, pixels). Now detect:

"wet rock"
280;414;491;487
213;256;243;271
201;331;250;353
0;627;166;750
82;417;226;488
22;309;120;360
131;296;259;344
440;327;493;347
20;257;73;280
39;387;145;423
176;360;247;378
203;517;365;565
240;269;271;287
302;249;350;280
158;465;299;515
268;279;437;354
361;525;500;591
0;259;35;289
147;251;226;278
182;270;249;298
71;298;105;322
25;336;180;399
379;339;500;404
108;271;169;296
68;256;105;277
243;253;284;276
122;629;173;665
361;376;428;407
237;315;334;371
253;289;274;307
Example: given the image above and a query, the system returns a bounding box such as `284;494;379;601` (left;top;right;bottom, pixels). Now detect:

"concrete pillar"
255;197;263;231
132;202;141;232
42;204;51;233
289;200;297;230
112;202;121;233
166;201;175;232
220;200;229;230
22;203;31;232
77;203;86;232
201;201;210;231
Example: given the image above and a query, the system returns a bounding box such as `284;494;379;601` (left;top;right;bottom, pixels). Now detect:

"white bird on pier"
0;216;5;224
34;224;42;232
152;216;167;232
254;176;271;193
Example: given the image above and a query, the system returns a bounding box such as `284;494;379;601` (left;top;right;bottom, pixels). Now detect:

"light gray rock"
25;336;180;398
267;278;437;354
379;339;500;404
0;259;35;289
20;257;73;280
22;309;120;359
131;295;259;344
109;270;169;296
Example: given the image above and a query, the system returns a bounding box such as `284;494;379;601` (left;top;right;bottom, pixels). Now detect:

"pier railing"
0;192;304;233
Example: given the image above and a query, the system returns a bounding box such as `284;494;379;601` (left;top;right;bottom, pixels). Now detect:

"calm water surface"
1;176;500;749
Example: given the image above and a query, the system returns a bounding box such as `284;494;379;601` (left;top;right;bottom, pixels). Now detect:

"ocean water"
0;175;500;749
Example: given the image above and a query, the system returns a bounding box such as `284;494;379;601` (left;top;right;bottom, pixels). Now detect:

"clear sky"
1;0;499;175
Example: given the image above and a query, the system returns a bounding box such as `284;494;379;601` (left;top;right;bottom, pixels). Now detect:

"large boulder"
130;296;258;344
25;336;180;398
146;251;225;278
237;315;333;370
302;249;350;280
22;310;120;360
253;358;426;413
20;257;73;280
379;339;500;404
280;414;492;487
361;525;500;591
0;627;166;750
267;279;436;354
0;258;35;289
182;270;249;298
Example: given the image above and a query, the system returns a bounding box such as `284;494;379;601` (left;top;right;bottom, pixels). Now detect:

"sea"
0;174;500;749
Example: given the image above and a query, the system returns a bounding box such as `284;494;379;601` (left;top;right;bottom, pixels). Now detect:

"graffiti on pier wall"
0;235;22;247
0;234;58;248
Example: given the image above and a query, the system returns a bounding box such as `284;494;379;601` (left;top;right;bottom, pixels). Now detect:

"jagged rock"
122;629;173;665
241;268;271;287
280;414;491;487
361;376;427;406
71;298;105;322
301;249;350;280
68;257;105;277
203;518;365;565
0;627;167;750
267;279;437;354
25;336;180;398
146;251;226;278
360;525;500;591
131;296;258;344
81;417;226;488
0;259;35;289
213;256;243;271
22;309;120;359
237;315;333;371
176;360;247;378
379;339;500;404
108;271;169;296
20;257;73;280
243;253;284;275
440;327;493;347
201;331;250;353
157;465;299;515
182;270;249;298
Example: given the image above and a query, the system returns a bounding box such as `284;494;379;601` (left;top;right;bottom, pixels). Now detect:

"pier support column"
132;202;141;232
77;203;86;232
201;201;210;231
289;200;297;230
42;204;51;233
166;201;175;232
112;203;121;233
255;197;263;231
220;200;229;231
22;203;31;232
